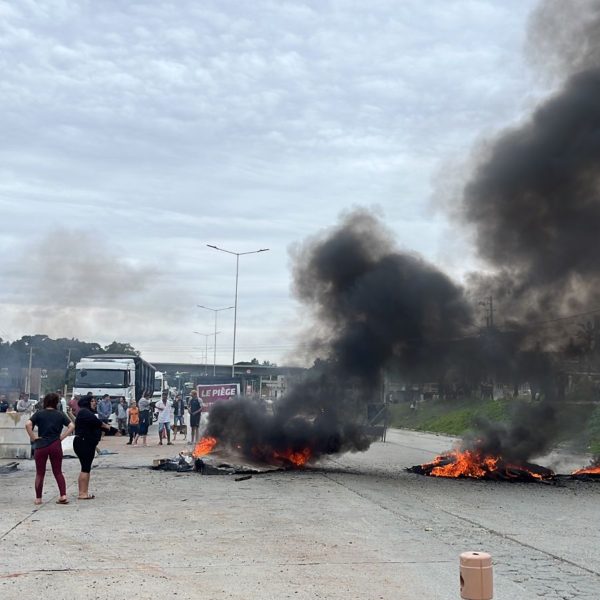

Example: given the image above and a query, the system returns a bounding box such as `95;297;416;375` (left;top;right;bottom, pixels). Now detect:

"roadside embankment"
388;395;600;454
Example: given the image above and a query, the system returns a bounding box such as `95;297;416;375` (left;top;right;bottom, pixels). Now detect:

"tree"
103;341;139;355
0;336;138;371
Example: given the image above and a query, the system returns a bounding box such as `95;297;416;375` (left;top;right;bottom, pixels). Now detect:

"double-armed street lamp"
197;304;234;376
206;244;270;377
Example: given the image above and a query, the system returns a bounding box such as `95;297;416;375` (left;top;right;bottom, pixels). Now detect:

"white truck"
73;354;156;405
152;371;168;399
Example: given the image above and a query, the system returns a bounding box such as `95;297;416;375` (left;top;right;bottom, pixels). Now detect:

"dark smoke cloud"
527;0;600;79
209;1;600;466
462;68;600;322
463;1;600;324
464;353;567;462
457;0;600;461
291;210;473;380
206;210;473;461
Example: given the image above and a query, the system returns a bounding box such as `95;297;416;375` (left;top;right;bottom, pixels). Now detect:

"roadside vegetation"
388;394;600;456
388;396;510;436
586;405;600;455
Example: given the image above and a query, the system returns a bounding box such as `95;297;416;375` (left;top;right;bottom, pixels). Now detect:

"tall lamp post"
197;304;234;376
207;244;269;377
192;332;212;376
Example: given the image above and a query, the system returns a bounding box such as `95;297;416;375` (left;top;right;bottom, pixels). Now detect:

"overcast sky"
0;0;546;367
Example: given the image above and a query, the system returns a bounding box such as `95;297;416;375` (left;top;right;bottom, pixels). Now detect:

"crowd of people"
11;388;205;505
0;392;37;413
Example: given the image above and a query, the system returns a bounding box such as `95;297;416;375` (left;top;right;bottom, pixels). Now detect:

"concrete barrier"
0;412;32;459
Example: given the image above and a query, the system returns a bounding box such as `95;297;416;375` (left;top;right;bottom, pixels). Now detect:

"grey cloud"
0;0;541;362
2;230;157;304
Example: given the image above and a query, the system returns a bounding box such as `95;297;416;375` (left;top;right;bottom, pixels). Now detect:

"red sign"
197;383;239;411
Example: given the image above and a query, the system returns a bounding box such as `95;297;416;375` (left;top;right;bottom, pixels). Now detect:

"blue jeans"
158;422;170;442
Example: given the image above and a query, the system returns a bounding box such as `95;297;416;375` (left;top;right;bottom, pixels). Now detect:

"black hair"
78;395;96;409
43;392;60;409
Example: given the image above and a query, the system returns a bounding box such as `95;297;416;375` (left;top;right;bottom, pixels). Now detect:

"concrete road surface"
1;428;599;599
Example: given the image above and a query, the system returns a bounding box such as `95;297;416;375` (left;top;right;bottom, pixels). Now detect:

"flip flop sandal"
78;494;95;500
56;499;70;505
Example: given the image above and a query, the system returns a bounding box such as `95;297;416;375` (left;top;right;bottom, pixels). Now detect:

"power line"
521;307;600;328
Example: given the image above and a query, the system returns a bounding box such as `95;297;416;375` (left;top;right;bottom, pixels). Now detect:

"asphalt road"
1;427;598;599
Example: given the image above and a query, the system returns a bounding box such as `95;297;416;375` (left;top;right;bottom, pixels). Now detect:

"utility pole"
480;296;495;329
26;346;33;398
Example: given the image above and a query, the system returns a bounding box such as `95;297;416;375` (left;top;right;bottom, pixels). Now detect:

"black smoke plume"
206;210;473;461
463;1;600;326
458;0;600;461
208;2;600;466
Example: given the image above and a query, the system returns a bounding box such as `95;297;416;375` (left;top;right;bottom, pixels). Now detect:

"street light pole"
193;332;212;376
207;244;269;378
26;345;33;398
197;304;234;376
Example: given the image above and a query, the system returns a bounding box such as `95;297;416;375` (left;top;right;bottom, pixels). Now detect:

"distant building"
152;362;306;399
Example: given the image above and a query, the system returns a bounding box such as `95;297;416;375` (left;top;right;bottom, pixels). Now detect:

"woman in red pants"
25;392;75;505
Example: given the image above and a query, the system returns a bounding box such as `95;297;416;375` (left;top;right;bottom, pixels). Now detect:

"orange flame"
273;447;312;467
572;465;600;476
421;449;551;480
429;450;498;478
192;436;217;458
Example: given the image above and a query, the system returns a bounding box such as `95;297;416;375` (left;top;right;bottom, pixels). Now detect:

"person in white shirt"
156;391;172;446
57;390;68;414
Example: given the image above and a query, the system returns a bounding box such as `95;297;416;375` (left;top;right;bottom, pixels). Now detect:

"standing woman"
25;392;74;505
137;393;151;447
74;395;110;499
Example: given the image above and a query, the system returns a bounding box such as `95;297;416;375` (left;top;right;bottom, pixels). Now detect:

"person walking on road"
137;393;151;446
127;400;140;445
25;392;75;505
73;395;110;500
188;390;203;446
156;391;172;445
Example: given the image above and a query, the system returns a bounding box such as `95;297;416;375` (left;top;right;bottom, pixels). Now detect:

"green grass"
586;405;600;455
389;395;600;457
388;396;511;436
